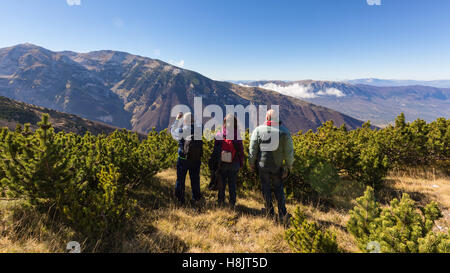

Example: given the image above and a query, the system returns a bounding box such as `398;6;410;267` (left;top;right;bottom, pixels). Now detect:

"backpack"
257;126;282;166
220;139;235;163
183;134;203;162
221;138;242;163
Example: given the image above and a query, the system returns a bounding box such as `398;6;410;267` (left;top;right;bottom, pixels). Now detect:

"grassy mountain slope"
0;96;120;135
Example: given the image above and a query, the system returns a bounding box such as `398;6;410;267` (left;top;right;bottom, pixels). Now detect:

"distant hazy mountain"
347;78;450;89
242;80;450;126
0;44;364;133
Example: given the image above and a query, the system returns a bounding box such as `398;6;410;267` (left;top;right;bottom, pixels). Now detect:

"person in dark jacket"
170;112;203;206
210;114;244;208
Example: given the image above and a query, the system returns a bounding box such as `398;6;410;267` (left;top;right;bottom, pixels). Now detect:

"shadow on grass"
315;219;347;232
132;175;177;210
377;179;433;207
235;203;264;217
2;202;74;253
115;173;189;253
284;178;366;214
129;224;189;253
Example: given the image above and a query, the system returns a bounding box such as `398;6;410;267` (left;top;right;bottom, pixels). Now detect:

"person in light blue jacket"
248;110;294;222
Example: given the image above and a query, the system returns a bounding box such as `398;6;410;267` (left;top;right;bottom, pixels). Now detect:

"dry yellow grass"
146;196;290;253
131;169;290;253
382;168;450;234
0;199;74;253
0;237;50;253
1;167;449;253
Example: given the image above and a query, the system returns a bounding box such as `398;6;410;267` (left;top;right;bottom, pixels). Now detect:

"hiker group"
170;110;294;223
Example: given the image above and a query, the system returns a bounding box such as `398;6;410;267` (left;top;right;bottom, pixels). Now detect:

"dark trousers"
259;166;287;218
218;161;240;205
175;158;202;203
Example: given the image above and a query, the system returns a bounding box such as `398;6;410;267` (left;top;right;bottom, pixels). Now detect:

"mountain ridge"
241;80;450;126
0;43;365;133
347;78;450;89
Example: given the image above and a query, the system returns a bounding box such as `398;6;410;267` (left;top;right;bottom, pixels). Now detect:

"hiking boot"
261;207;275;219
217;200;225;208
189;199;199;207
279;213;291;227
175;199;185;208
198;197;206;207
190;197;206;208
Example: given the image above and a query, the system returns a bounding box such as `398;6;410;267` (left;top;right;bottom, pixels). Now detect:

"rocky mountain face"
0;44;132;129
0;44;365;133
243;80;450;126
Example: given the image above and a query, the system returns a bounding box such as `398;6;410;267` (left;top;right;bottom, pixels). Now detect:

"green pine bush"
0;114;155;242
198;115;449;199
347;186;449;253
0;112;448;251
418;231;450;253
285;208;340;253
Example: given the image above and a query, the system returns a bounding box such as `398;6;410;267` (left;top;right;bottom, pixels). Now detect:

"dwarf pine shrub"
347;186;449;253
0;114;156;242
285;208;340;253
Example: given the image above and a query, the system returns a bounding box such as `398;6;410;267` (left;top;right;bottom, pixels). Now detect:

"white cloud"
66;0;81;6
170;60;185;68
317;88;346;97
366;0;381;6
258;83;318;98
253;83;346;99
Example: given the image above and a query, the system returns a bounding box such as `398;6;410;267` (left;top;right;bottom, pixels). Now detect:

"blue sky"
1;0;449;81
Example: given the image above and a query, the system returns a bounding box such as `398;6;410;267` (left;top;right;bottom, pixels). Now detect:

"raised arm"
170;119;183;141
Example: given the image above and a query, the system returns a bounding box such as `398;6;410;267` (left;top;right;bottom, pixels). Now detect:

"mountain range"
346;78;450;89
0;43;365;134
241;80;450;126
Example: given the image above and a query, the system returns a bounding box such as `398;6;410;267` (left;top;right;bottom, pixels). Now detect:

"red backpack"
221;139;237;163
